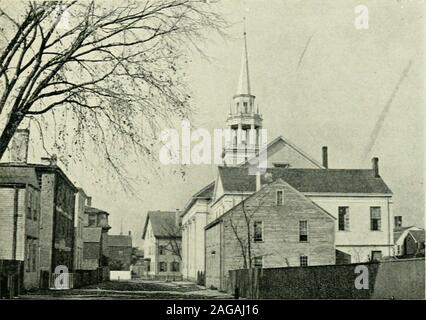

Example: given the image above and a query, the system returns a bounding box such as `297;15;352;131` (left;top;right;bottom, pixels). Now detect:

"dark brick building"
0;158;78;288
107;234;132;271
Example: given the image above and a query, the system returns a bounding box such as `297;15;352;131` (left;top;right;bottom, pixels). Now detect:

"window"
338;207;350;231
300;255;308;267
396;245;401;256
33;194;38;221
26;192;32;219
370;207;381;231
88;213;96;226
371;251;382;261
243;102;248;113
159;262;167;272
25;240;31;272
31;243;37;272
253;256;263;268
299;220;308;242
159;245;166;255
253;221;263;242
170;261;180;272
394;216;402;228
276;190;283;206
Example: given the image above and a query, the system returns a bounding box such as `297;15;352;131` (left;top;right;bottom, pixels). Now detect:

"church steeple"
223;22;263;166
236;26;251;96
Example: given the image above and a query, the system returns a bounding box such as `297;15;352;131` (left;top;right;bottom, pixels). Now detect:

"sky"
5;0;424;248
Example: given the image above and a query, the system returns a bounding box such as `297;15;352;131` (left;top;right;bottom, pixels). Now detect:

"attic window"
273;162;290;168
276;190;283;206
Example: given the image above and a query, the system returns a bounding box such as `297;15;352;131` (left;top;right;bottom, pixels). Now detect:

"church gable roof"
242;135;324;169
218;166;392;195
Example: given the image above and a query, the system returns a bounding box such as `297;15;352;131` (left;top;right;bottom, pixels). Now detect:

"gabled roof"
217;166;392;195
142;211;181;239
108;235;132;247
180;182;215;217
83;227;102;243
241;135;324;169
409;230;425;243
0;166;39;189
393;226;422;243
206;178;335;230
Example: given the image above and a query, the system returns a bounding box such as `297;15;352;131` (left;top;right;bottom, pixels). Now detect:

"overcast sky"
12;0;424;248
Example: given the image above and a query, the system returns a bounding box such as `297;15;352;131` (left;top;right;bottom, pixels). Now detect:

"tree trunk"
0;112;25;160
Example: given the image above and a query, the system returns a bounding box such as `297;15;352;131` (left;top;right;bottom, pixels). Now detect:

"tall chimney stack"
322;146;328;169
372;157;379;177
10;129;30;163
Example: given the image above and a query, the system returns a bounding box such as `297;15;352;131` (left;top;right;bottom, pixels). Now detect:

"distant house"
0;165;40;291
142;211;182;280
107;234;132;271
82;203;111;271
393;226;423;257
82;227;104;270
404;229;425;257
205;178;336;290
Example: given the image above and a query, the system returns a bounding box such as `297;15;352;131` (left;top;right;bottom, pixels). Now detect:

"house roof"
409;230;425;243
83;227;102;243
108;235;132;247
0;162;78;192
393;226;422;243
142;211;181;239
241;135;324;169
180;182;215;217
206;178;335;230
0;166;39;189
217;167;392;195
85;206;109;215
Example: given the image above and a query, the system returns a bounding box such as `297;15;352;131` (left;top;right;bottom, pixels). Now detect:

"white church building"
180;31;394;282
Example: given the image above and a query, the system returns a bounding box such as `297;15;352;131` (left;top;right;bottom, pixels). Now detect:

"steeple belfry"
223;22;263;166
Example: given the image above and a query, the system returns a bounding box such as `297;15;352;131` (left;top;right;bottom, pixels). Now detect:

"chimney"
86;196;92;207
372;157;379;177
10;129;30;163
322;146;328;169
175;209;182;227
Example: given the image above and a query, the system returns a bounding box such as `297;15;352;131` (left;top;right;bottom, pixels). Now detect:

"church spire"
223;19;263;166
236;18;251;96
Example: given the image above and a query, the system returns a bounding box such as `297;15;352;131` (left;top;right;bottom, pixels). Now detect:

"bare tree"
228;180;269;269
160;221;182;260
0;0;226;184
